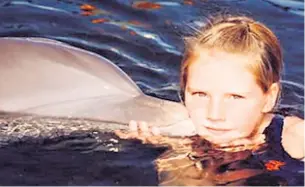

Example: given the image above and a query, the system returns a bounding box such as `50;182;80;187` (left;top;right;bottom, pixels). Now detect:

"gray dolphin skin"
0;37;195;136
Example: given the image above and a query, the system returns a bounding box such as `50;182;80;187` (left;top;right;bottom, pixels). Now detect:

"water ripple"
9;1;71;14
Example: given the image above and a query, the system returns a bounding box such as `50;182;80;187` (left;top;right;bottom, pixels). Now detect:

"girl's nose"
207;98;225;121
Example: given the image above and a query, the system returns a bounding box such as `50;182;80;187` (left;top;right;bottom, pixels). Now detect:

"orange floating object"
121;25;127;30
184;0;193;5
127;20;150;28
80;4;97;11
128;20;143;25
81;11;93;16
132;1;161;10
91;18;109;24
264;160;285;171
129;31;137;36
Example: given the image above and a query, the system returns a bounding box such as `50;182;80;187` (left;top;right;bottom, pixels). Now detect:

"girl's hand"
115;120;163;144
115;120;194;147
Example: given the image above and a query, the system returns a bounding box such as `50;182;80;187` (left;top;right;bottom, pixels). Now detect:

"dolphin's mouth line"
160;118;190;128
158;118;197;137
20;94;134;112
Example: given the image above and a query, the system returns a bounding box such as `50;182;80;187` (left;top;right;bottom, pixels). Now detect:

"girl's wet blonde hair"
180;15;283;107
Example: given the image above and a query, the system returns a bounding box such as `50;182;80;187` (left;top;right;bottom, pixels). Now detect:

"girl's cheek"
185;96;207;110
187;107;206;125
185;95;209;124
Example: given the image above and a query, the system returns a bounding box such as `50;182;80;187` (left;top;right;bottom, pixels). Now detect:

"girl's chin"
198;132;239;145
204;137;234;145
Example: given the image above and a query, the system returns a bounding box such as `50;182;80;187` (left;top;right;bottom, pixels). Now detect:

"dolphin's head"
0;37;196;137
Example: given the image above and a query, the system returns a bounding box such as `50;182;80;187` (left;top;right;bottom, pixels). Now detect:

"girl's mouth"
205;127;232;136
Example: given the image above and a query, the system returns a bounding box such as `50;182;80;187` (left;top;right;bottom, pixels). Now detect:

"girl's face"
184;48;272;144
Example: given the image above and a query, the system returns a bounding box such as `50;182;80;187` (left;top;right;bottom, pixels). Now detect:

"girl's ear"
262;83;280;113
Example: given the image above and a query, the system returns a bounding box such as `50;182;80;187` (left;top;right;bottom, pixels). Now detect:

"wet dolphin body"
0;37;195;136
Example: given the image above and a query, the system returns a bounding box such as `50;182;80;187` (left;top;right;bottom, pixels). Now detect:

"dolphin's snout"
158;118;196;137
132;94;195;136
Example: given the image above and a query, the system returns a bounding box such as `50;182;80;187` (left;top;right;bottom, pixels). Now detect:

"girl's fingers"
129;120;138;132
129;120;159;136
151;126;160;136
139;121;149;132
123;120;163;143
139;121;151;136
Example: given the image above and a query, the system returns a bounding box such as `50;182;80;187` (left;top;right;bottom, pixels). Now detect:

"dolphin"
0;37;195;136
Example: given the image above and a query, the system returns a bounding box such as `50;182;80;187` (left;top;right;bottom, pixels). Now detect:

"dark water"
0;133;166;185
0;0;303;185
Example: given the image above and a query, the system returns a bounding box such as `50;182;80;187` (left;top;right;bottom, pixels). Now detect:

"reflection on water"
0;112;168;185
0;0;304;185
155;138;288;186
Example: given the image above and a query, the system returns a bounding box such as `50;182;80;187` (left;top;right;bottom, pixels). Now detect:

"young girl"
116;15;304;161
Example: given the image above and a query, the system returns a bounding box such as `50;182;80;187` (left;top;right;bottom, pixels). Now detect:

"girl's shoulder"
282;116;304;160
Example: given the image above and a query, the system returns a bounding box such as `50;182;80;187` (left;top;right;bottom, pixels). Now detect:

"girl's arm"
282;116;304;160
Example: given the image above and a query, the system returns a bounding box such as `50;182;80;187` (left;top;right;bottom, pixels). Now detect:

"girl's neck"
249;113;275;148
257;113;275;135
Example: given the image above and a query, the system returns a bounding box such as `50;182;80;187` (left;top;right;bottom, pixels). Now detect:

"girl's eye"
193;92;207;97
229;94;244;99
